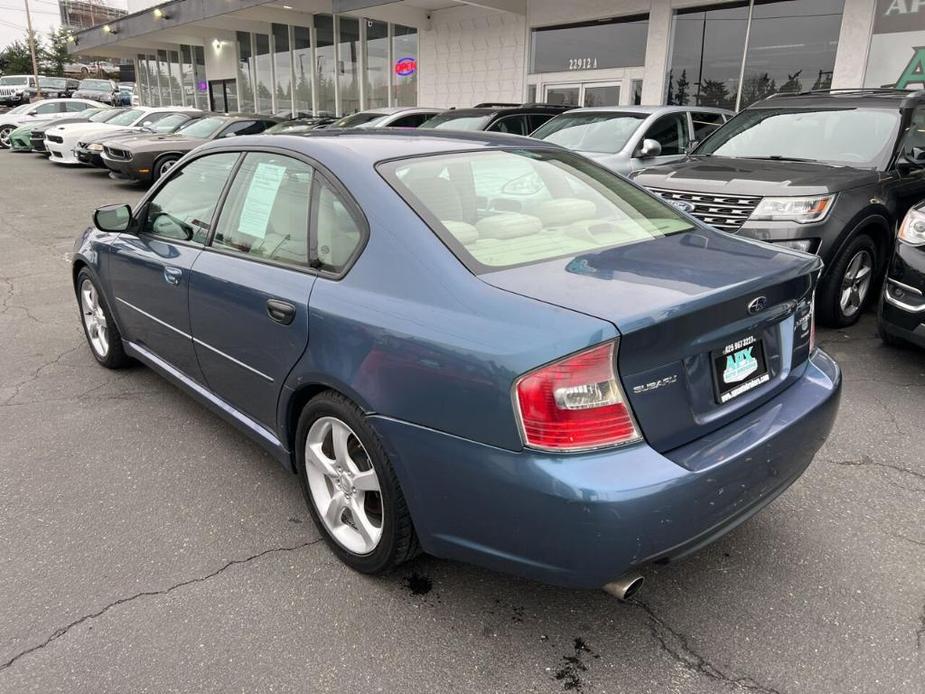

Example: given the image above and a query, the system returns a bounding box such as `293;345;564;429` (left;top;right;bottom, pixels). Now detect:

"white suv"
0;75;44;107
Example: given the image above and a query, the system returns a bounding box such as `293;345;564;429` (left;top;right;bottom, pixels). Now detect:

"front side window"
32;102;61;115
697;107;901;168
212;153;313;268
644;113;689;156
66;101;93;112
143;153;239;243
176;116;226;138
900;108;925;160
89;109;126;122
146;114;192;133
691;111;725;141
532;112;646;154
380;149;694;272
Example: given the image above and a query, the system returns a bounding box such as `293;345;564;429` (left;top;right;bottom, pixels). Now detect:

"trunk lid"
480;228;821;453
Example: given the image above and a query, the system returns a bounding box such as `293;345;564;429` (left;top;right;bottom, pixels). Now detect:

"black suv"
633;89;925;326
419;102;571;135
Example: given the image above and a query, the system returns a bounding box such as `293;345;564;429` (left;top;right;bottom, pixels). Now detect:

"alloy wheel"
304;416;383;555
159;159;177;177
0;126;13;148
80;279;109;358
839;249;873;319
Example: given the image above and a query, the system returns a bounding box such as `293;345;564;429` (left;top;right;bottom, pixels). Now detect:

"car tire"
152;155;179;182
76;269;131;369
817;233;878;328
0;125;14;149
295;391;420;574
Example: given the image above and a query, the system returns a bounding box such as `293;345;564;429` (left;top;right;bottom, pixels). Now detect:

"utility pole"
23;0;42;101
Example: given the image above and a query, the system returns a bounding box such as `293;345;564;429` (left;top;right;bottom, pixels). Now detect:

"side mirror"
94;203;132;232
637;138;662;159
904;146;925;167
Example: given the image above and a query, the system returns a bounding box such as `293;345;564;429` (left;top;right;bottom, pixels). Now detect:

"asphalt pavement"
0;152;922;694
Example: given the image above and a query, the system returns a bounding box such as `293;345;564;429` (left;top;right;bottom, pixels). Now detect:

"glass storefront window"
293;25;313;115
315;15;336;115
530;16;648;74
193;46;208;108
136;54;150;106
237;31;255;112
741;0;844;106
156;50;171;107
273;24;293;114
169;50;183;105
392;25;417;107
667;1;845;110
667;4;749;109
338;17;361;115
254;33;273;113
180;45;195;108
365;19;389;109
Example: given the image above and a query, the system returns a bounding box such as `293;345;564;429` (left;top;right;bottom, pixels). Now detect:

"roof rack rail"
472;102;521;108
765;87;921;100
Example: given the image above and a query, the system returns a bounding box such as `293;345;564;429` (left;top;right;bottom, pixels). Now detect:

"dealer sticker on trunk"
712;335;771;404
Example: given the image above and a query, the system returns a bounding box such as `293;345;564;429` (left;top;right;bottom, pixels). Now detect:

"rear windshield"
532;112;646;154
332;112;384;128
379;149;694;272
697;107;901;168
420;113;492;131
79;79;112;91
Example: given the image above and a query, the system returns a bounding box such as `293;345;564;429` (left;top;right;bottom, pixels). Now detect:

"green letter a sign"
897;47;925;89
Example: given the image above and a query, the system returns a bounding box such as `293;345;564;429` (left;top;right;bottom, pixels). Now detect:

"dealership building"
70;0;925;116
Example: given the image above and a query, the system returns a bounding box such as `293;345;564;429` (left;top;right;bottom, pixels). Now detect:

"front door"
188;152;319;429
108;152;239;380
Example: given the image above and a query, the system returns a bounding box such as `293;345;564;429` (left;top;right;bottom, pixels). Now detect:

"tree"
779;69;803;95
44;27;71;77
699;79;732;109
675;69;690;106
0;40;33;76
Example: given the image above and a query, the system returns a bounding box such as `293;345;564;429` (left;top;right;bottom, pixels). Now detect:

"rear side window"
312;178;364;273
380;149;694;272
212;152;313;268
66;101;91;112
643;113;689;156
33;102;61;115
691;112;725;141
390;113;430;128
143;153;239;243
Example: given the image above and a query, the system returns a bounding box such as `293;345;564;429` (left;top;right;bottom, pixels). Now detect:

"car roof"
356;107;443;115
433;103;570;117
750;88;925;110
559;105;732;116
203;128;560;163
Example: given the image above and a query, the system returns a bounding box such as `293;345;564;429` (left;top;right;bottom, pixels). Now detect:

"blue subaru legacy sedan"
71;130;841;591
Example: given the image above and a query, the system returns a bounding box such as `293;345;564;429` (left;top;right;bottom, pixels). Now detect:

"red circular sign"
394;57;417;77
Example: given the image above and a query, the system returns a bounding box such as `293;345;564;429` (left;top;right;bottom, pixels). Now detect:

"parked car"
71;130;841;591
632;88;925;327
0;74;44;107
0;98;100;148
330;107;443;129
101;114;279;183
420;102;571;135
531;105;732;176
75;110;205;167
117;83;137;106
30;108;123;153
266;117;337;134
37;77;80;99
45;107;199;164
879;202;925;348
72;78;121;106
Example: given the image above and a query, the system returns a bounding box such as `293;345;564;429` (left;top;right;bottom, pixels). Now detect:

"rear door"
108;152;240;379
188;151;318;429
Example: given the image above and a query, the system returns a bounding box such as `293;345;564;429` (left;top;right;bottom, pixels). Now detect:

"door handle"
266;299;296;325
163;266;182;286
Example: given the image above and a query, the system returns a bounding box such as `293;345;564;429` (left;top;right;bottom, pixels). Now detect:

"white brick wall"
418;6;526;109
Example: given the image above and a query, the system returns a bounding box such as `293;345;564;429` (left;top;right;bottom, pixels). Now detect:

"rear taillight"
514;342;642;452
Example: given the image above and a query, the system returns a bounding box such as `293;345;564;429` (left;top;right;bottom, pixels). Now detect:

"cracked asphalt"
0;153;923;694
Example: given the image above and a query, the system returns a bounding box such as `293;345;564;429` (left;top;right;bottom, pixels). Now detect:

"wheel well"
853;218;891;270
71;259;88;293
285;384;334;466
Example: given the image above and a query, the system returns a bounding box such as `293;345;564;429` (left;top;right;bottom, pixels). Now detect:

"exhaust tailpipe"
602;573;644;601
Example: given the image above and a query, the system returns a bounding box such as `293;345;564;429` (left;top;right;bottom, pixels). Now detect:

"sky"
0;0;128;54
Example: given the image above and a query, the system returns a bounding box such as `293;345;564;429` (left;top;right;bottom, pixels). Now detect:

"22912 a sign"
568;58;599;71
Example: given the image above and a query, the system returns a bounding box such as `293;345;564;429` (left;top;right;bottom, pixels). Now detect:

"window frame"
641;112;690;156
188;145;370;280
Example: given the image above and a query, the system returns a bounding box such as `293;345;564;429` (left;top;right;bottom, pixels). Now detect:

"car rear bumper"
368;348;841;589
